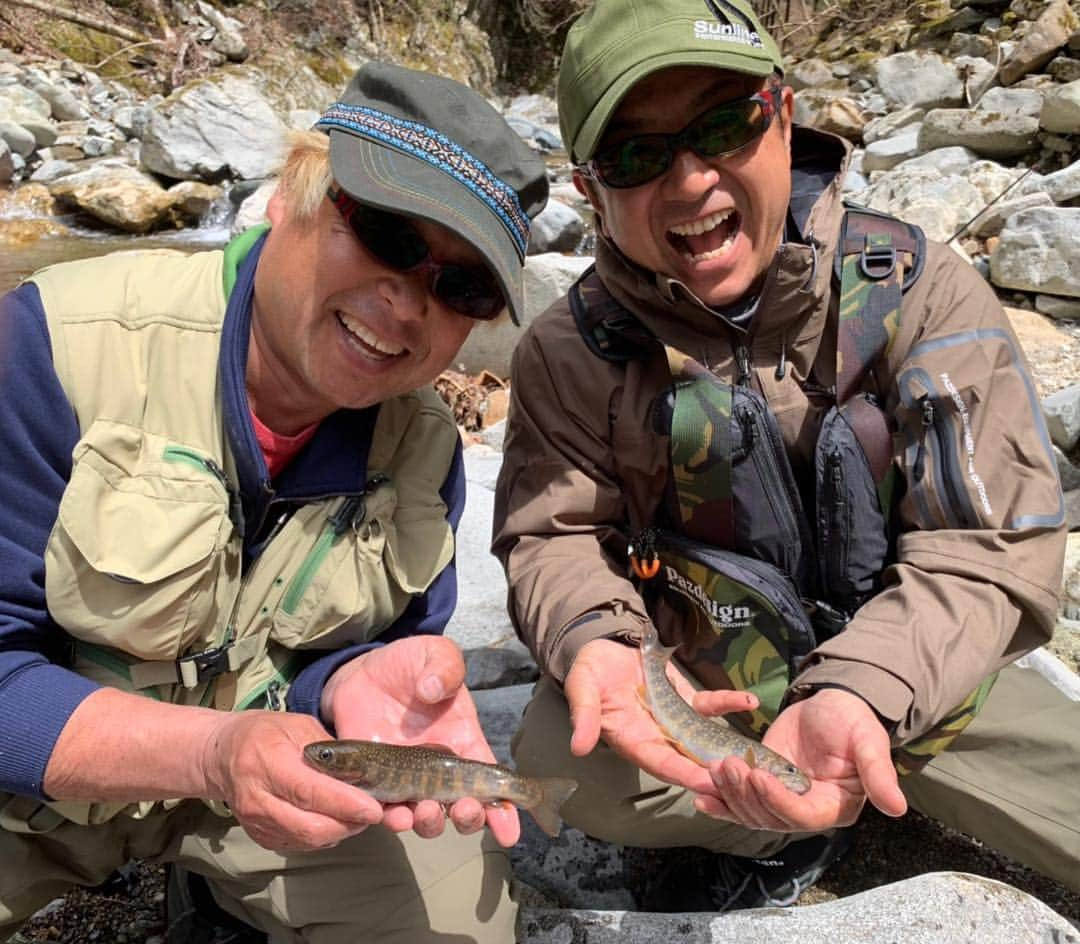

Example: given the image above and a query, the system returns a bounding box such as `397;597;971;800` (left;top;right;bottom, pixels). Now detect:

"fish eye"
318;747;335;763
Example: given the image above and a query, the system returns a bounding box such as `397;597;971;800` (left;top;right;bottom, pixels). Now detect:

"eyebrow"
603;77;760;138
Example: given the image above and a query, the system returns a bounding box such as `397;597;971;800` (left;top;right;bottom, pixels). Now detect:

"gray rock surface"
518;873;1080;943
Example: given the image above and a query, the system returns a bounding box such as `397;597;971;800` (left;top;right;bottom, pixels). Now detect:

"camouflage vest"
572;208;995;774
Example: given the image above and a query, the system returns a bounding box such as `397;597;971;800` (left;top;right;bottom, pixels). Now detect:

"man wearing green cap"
0;62;547;941
495;0;1078;910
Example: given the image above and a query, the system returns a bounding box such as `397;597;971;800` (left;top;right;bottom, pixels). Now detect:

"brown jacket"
492;129;1066;745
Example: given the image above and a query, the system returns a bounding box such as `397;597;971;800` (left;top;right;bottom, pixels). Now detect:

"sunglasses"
579;85;784;190
328;188;505;320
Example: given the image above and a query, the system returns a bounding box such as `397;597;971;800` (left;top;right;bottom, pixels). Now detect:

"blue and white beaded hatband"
317;103;530;257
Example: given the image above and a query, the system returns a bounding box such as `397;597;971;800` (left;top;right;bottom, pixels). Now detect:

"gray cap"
317;62;549;324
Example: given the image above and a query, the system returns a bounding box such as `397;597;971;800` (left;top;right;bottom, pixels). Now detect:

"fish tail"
527;777;579;838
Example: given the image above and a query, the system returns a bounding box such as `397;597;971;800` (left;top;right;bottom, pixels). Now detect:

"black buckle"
859;239;896;281
179;644;232;684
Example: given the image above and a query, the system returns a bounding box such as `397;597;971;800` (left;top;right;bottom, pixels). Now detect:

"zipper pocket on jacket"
281;495;364;616
162;445;244;533
913;395;978;529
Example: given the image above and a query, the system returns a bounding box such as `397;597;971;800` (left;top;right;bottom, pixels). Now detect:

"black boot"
164;865;268;943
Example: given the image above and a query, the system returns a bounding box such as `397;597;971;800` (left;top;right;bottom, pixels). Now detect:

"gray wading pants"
511;663;1080;893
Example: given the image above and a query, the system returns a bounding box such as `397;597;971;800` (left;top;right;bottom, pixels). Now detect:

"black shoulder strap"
569;267;655;363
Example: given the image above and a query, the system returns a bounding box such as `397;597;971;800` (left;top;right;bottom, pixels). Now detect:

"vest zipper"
281;495;364;616
162;445;244;533
914;396;976;529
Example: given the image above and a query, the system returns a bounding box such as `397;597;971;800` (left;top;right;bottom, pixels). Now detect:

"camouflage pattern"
893;673;998;776
648;545;812;738
665;348;734;546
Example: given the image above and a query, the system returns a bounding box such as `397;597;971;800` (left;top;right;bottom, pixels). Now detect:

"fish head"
746;746;811;795
304;740;372;782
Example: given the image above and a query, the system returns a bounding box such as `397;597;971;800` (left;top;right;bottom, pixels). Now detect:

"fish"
303;739;579;837
639;623;811;795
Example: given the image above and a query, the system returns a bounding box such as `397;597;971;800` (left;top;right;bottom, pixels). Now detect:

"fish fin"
744;747;758;768
528;777;579;838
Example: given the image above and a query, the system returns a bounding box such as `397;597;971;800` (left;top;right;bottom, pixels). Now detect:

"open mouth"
337;312;406;360
667;209;741;262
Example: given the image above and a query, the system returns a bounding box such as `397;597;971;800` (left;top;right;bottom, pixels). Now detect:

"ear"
572;168;607;237
266;187;286;226
779;84;795;150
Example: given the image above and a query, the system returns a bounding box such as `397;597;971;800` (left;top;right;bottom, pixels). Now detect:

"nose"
661;147;721;199
377;266;431;323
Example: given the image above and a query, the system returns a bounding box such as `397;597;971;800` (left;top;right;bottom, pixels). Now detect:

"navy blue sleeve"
287;436;466;718
0;283;101;798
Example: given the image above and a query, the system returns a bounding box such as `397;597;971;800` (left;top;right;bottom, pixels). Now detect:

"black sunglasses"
579;85;784;190
328;188;505;321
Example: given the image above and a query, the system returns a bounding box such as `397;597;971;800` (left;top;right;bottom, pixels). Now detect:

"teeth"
685;241;734;262
669;209;732;237
339;313;404;357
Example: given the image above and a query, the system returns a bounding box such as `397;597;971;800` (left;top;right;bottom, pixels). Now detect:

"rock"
1000;0;1080;85
1042;383;1080;452
990;207;1080;298
47;163;174;234
453;253;594;376
873;51;966;109
792;91;867;141
1037;294;1080;321
464;640;538;691
862;105;926;145
970;190;1054;237
1040;79;1080;134
517;872;1080;943
858;167;984;242
1033;160;1080;203
918;109;1040;159
528;199;585;255
975;86;1047;119
140;72;287;182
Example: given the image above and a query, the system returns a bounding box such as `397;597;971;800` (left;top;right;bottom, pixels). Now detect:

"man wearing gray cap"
0;62;547;942
496;0;1078;912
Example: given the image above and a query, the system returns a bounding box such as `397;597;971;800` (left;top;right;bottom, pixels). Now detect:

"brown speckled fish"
640;624;811;795
304;739;578;837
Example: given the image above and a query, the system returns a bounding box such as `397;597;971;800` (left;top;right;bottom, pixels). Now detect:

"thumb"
413;636;467;705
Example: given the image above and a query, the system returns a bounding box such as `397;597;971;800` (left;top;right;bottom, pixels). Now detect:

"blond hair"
275;129;334;221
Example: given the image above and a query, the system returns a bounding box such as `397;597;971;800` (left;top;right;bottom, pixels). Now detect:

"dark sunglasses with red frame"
328;188;507;321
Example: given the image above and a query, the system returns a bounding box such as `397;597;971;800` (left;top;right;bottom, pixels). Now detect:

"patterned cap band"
317;102;531;257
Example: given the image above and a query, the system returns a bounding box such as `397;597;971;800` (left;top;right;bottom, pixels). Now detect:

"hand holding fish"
693;687;908;831
319;635;521;847
563;636;763;797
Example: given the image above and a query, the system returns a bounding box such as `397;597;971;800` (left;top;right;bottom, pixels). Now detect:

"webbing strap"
128;634;265;690
666;348;735;548
835;209;921;404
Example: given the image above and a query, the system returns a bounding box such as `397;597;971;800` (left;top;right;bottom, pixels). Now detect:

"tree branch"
6;0;149;43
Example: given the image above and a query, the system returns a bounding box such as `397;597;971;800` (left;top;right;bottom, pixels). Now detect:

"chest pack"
570;208;991;771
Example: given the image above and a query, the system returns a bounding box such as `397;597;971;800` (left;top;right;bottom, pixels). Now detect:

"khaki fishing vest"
22;247;457;825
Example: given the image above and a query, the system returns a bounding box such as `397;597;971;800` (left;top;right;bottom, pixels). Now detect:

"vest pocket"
815;398;892;619
44;421;235;661
270;481;454;650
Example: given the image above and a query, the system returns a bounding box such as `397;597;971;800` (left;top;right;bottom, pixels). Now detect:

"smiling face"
246;188;482;433
576;65;793;310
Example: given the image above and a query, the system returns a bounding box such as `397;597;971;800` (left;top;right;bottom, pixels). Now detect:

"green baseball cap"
559;0;784;163
316;62;549;324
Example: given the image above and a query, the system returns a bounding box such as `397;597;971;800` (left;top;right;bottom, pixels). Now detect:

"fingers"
565;665;602;757
854;732;908;818
692;688;759;718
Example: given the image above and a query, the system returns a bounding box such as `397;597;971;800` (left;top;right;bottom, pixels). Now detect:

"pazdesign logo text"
665;566;753;627
693;19;765;48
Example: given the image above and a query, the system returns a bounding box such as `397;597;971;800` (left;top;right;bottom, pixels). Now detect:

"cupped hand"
692;687;908;832
318;634;520;847
563;637;758;797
